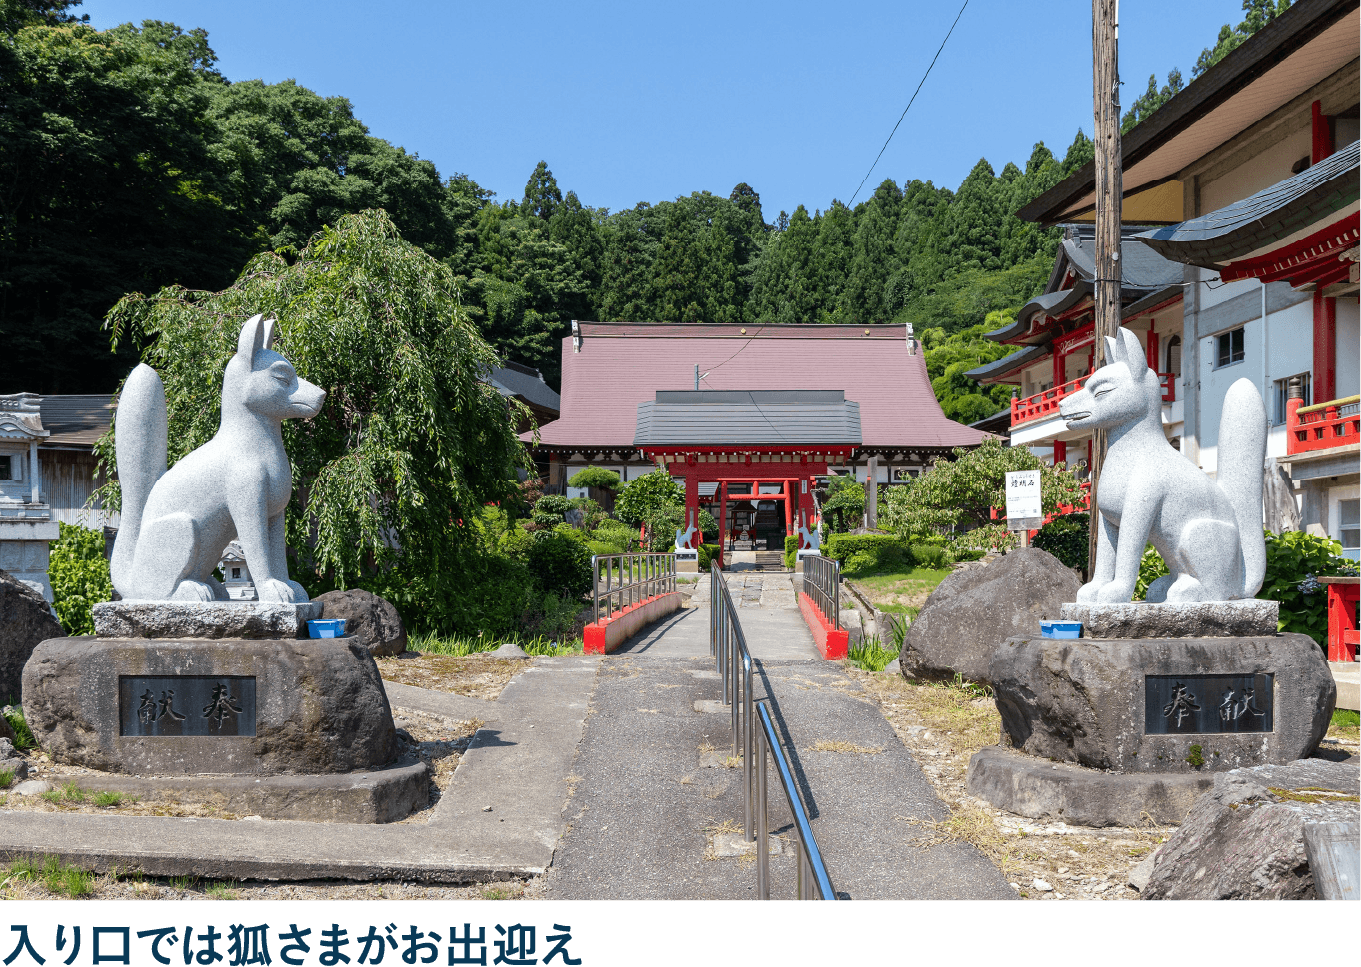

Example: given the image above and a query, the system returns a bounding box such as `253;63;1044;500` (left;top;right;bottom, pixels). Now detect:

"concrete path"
544;593;1014;900
0;656;597;883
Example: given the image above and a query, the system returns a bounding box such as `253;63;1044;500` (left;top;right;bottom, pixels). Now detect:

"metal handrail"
755;700;836;900
710;562;837;900
592;552;677;624
801;553;841;631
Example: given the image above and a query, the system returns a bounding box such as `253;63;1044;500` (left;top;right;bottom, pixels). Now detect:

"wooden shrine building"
529;322;992;556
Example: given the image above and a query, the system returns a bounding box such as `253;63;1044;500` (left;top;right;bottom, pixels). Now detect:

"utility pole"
1089;0;1122;576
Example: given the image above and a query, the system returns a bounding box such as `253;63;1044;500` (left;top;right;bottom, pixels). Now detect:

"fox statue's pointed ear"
1104;334;1122;369
262;318;277;350
236;314;266;365
1118;326;1148;375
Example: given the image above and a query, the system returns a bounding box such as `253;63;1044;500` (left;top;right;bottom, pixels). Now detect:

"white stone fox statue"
1058;326;1266;604
110;315;326;603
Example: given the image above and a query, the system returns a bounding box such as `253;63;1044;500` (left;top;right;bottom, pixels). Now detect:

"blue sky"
85;0;1242;218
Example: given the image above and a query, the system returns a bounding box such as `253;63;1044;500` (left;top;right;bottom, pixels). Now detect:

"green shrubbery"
1032;513;1089;572
1261;531;1356;645
697;543;720;572
1132;530;1355;648
614;469;683;525
568;466;621;493
47;523;112;636
527;527;593;600
784;534;799;569
909;544;948;569
824;533;909;564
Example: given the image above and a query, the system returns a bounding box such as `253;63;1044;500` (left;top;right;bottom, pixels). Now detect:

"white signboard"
1005;470;1042;529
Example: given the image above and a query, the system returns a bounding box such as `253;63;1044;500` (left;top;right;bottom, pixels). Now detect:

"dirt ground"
375;652;521;699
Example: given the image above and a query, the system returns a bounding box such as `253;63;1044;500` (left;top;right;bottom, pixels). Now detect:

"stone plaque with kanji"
118;675;257;736
1144;673;1273;735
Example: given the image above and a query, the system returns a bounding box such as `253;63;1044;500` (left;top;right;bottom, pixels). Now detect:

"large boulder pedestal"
967;627;1336;826
22;634;427;823
898;548;1080;685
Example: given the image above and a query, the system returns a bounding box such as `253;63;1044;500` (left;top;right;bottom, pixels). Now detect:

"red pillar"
784;479;793;535
1313;290;1337;404
1053;440;1067;465
1052;346;1065;388
1311;99;1333;165
683;470;699;548
1146;321;1158;371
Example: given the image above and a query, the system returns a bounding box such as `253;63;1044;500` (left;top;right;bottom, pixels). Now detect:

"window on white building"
1215;328;1245;368
1272;373;1311;426
1165;335;1181;376
1341;498;1360;562
0;455;10;480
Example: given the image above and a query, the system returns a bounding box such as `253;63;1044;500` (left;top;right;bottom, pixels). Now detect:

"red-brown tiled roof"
532;323;991;451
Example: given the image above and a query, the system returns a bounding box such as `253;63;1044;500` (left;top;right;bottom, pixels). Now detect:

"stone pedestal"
23;636;397;775
968;631;1337;826
20;634;424;823
93;601;321;639
1059;600;1278;639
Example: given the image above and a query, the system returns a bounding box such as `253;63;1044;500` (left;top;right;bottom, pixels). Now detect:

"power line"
848;0;970;207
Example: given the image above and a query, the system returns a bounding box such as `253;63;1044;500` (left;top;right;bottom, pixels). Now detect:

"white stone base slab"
92;600;322;639
1059;599;1279;639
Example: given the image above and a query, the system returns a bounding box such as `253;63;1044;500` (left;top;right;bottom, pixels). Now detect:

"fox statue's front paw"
256;577;305;603
1076;580;1102;603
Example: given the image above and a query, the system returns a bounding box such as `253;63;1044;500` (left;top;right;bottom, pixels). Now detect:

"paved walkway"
544;582;1014;900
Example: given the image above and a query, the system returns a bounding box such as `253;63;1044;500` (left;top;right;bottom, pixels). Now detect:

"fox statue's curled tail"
1216;377;1268;599
109;365;169;594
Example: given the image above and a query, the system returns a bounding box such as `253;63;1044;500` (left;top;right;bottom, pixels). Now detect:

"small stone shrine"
967;329;1336;826
22;316;424;822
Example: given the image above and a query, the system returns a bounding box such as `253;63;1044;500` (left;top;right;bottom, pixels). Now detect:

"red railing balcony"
1012;374;1090;427
1288;395;1361;455
1012;372;1177;428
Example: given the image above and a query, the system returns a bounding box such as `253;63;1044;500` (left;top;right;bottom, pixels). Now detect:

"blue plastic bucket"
1040;620;1082;639
308;618;347;639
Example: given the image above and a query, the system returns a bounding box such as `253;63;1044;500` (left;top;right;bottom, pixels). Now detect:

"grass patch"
848;566;952;614
479;883;525;900
169;875;199;891
407;631;582;657
41;781;88;805
3;704;37;752
93;790;133;807
7;856;95;898
813;740;884;755
847;634;898;673
0;768;13;790
206;880;238;900
1330;708;1359;740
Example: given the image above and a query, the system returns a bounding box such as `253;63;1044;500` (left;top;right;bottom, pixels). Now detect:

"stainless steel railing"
710;562;837;900
801;553;841;631
592;552;677;624
755;699;835;900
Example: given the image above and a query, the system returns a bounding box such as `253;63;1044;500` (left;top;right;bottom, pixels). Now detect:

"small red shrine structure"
633;390;860;564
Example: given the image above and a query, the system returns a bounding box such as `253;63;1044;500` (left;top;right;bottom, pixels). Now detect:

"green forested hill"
0;0;1291;398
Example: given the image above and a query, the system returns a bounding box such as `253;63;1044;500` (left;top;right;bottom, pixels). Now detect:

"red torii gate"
638;446;855;567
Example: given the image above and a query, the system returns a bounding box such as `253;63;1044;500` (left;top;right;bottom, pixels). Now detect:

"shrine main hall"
529;322;991;554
